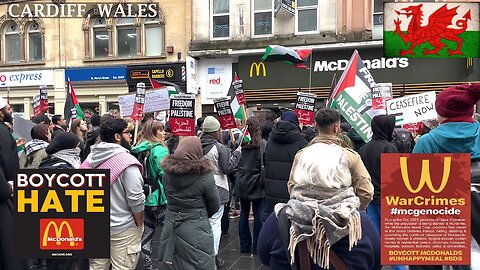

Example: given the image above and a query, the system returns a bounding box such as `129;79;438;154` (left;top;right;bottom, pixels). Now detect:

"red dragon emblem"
393;4;472;56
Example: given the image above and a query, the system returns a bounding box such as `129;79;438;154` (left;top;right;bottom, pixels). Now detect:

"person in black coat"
234;116;266;254
264;112;307;215
0;98;29;270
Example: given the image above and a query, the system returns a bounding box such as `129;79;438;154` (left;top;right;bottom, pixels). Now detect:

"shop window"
92;17;109;58
27;22;42;61
252;0;273;37
211;0;230;39
116;18;137;58
296;0;318;34
4;21;21;63
144;17;164;56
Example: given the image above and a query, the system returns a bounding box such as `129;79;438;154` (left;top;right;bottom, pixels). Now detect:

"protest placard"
33;94;42;116
294;92;316;125
39;85;48;113
169;94;195;136
118;87;170;117
386;91;437;125
214;97;237;129
14;169;110;258
130;83;146;121
372;83;393;110
381;154;470;265
232;80;246;105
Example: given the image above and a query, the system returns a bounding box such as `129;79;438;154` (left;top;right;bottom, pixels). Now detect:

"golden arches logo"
249;62;266;77
400;157;451;193
42;221;75;247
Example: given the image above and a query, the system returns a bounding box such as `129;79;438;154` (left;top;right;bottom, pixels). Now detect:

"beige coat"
19;149;48;169
288;135;374;210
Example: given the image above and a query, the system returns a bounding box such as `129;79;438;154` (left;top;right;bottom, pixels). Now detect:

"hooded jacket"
234;139;267;200
84;127;100;158
359;115;398;205
85;142;145;235
131;141;169;206
413;121;480;159
288;134;374;210
159;155;219;270
264;121;308;214
200;134;240;204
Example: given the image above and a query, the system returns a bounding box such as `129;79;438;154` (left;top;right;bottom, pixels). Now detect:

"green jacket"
131;141;169;206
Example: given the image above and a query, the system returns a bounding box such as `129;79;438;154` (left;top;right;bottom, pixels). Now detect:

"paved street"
136;216;267;270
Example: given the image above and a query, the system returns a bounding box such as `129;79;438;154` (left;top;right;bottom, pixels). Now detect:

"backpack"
392;129;414;153
134;145;160;197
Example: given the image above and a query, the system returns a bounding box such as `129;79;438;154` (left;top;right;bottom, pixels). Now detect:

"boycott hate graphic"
14;170;110;258
381;154;470;266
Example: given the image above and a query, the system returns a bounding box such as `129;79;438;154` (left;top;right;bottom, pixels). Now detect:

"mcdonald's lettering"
400;157;451;194
40;219;84;250
249;62;266;77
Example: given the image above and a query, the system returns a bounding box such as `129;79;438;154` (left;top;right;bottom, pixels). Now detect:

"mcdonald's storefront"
237;47;480;108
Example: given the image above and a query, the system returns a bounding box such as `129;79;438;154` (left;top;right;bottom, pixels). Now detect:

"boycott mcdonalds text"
16;172;106;213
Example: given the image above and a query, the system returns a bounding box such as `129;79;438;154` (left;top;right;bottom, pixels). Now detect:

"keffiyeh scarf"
52;148;81;169
24;139;49;156
275;184;362;269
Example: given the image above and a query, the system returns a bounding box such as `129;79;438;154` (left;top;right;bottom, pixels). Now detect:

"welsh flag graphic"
227;78;245;122
384;2;480;58
64;78;84;127
329;50;384;143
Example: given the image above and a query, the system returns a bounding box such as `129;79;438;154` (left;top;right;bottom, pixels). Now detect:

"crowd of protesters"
1;83;480;270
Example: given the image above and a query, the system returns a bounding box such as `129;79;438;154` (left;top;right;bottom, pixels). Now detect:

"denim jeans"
239;198;264;254
367;204;406;270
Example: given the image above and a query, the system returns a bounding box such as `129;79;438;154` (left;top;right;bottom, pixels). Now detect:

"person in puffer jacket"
200;116;240;268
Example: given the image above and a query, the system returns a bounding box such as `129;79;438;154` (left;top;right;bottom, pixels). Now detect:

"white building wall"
192;0;337;42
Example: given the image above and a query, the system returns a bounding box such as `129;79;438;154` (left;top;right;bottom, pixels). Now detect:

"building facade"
0;0;192;118
190;0;479;112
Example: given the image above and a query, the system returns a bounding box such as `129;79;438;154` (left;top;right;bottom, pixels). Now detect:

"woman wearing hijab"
159;137;220;270
40;132;81;169
257;143;381;270
19;123;51;169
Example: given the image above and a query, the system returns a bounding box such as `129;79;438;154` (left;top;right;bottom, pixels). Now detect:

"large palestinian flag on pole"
64;78;84;127
329;50;383;143
384;2;479;58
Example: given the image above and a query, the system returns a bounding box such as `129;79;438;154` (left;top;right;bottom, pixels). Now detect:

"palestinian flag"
64;78;84;127
262;45;312;68
384;2;479;58
329;50;382;143
227;80;245;121
149;77;179;96
242;126;251;144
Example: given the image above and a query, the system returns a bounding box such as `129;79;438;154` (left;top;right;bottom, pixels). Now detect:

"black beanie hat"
46;132;80;155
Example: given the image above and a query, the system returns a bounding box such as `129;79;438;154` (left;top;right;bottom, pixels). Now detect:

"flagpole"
308;53;313;93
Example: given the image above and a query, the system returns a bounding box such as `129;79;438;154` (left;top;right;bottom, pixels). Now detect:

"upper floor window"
144;17;164;56
4;22;21;63
84;6;165;60
116;18;137;58
27;22;42;61
252;0;273;37
373;0;394;39
0;17;44;64
296;0;318;34
92;17;109;58
211;0;230;39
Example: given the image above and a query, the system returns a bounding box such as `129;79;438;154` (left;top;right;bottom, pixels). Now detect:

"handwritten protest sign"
118;87;170;117
169;94;195;136
386;91;436;125
214;98;236;129
294;92;316;125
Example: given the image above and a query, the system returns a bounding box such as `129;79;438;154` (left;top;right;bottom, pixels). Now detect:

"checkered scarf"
24;139;49;156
